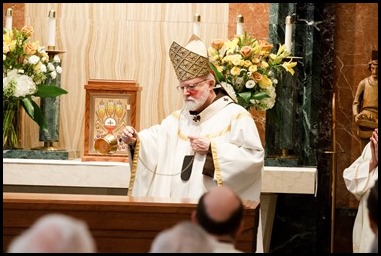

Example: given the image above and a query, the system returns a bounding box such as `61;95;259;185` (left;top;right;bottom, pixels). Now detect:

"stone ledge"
3;149;79;160
3;158;317;194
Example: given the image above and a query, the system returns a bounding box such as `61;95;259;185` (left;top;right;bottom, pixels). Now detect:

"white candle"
48;10;56;48
285;15;293;53
193;13;201;37
236;15;244;36
5;8;13;31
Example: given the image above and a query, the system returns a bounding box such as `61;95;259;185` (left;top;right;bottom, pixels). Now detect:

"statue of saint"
353;50;378;149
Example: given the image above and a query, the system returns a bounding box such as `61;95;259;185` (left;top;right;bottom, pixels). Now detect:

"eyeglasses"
176;79;209;93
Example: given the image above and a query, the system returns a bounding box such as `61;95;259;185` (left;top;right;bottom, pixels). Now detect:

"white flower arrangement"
3;25;67;147
208;32;297;111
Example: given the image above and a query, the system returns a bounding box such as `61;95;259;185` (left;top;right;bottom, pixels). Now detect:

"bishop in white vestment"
123;34;264;203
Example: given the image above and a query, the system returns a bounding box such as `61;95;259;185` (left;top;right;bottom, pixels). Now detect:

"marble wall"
264;3;378;253
265;3;335;252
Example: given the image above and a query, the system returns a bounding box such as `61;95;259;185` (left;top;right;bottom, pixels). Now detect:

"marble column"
38;50;65;150
265;3;335;253
39;80;61;141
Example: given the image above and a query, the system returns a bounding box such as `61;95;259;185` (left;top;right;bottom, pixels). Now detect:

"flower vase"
3;99;20;150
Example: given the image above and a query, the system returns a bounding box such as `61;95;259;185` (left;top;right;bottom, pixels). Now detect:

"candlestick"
5;8;13;31
193;13;201;37
236;15;244;36
285;15;293;53
48;9;56;49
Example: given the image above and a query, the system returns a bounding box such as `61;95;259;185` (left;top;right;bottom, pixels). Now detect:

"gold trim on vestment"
211;141;223;186
127;138;140;196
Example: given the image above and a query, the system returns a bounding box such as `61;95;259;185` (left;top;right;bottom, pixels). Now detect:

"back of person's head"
7;213;97;253
193;185;244;238
149;220;215;253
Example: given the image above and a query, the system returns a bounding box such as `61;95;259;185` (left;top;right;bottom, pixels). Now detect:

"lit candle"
48;9;56;49
236;15;244;36
285;15;293;53
193;13;201;37
5;8;13;31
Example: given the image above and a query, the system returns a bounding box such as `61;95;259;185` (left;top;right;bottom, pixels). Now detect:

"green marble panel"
3;149;79;160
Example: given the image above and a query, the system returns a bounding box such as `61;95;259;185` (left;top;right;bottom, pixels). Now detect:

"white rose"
53;55;61;63
28;55;40;65
245;80;256;89
40;64;47;73
47;62;55;71
50;70;57;79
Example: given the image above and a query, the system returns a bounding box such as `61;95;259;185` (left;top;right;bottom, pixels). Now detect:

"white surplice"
343;142;378;253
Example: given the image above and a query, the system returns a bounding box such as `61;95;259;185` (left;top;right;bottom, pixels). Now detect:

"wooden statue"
353;50;378;149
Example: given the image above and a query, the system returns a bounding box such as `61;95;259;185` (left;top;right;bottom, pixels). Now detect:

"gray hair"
7;213;96;253
149;221;215;253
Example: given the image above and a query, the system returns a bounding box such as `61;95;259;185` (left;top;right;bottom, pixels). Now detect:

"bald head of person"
192;186;244;240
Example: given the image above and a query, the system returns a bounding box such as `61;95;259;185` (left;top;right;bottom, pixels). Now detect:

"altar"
3;158;317;253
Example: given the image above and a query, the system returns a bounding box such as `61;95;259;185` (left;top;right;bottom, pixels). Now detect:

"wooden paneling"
3;193;259;253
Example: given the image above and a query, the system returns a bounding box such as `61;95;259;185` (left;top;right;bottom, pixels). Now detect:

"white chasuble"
128;95;264;202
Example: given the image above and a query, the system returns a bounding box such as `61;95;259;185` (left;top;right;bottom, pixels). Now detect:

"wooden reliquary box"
82;79;142;162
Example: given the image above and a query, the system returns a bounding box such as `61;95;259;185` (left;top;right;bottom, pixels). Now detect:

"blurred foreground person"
192;185;245;253
7;213;97;253
149;220;216;253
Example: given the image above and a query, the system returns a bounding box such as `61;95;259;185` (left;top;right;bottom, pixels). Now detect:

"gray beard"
184;91;209;111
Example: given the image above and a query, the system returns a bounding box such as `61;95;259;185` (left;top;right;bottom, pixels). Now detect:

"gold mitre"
169;34;210;81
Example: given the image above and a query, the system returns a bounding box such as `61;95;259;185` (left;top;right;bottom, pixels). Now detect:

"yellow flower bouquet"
3;25;68;148
208;32;297;111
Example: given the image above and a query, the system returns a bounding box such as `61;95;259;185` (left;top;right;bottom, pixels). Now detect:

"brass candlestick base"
31;141;59;151
46;49;66;55
281;148;288;158
279;148;297;159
